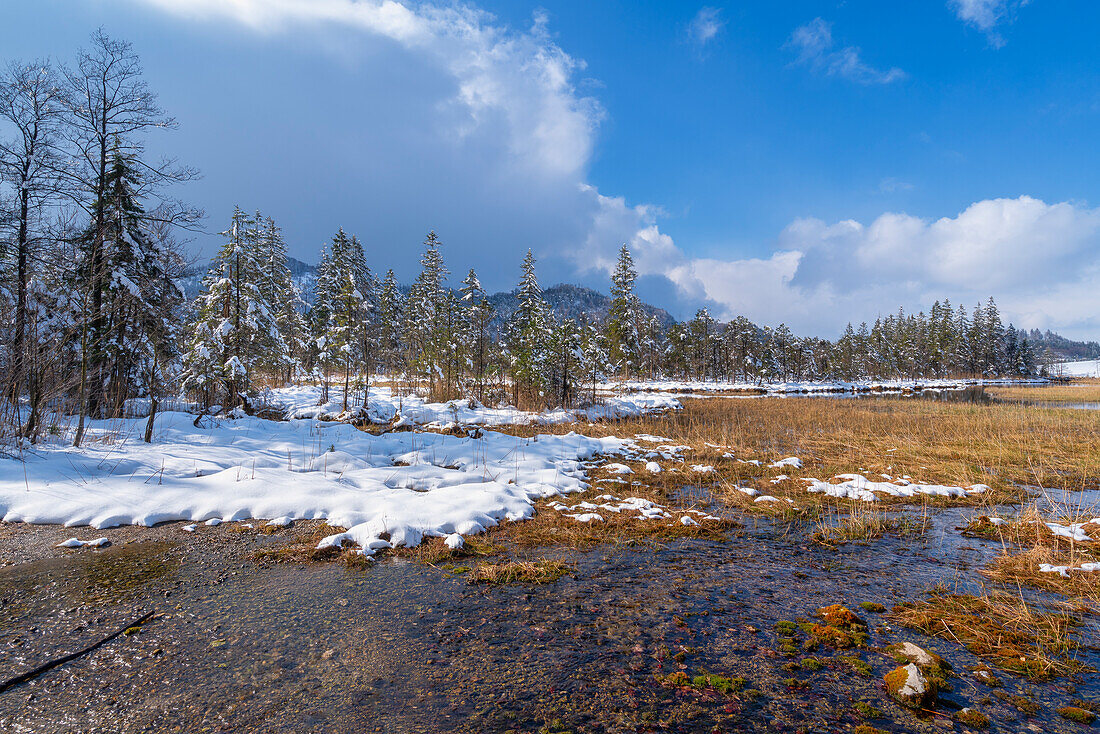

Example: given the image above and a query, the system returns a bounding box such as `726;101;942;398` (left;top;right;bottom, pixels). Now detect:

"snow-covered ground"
1054;359;1100;378
0;411;655;554
126;384;681;427
596;377;1046;396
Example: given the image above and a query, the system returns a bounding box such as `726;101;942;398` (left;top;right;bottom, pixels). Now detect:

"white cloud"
786;18;905;85
949;0;1029;47
687;7;724;48
578;194;1100;339
134;0;602;180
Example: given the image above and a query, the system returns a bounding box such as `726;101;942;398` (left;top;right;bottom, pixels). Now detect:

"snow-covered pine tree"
607;243;643;378
376;269;405;380
256;215;306;383
180;207;277;411
548;317;582;408
507;249;551;407
459;268;493;402
72;148;185;419
578;315;610;404
312;228;372;412
404;231;450;399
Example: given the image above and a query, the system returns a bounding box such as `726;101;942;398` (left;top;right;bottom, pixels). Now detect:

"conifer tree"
507;249;551;406
312;228;372;412
460;268;493;402
181;207;276;411
377;268;405;378
256;215;306;383
404;231;450;399
607;243;643;377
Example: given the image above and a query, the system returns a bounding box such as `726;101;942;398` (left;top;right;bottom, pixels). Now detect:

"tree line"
0;33;1044;444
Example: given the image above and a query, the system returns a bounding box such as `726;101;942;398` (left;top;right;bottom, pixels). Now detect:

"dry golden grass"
963;506;1100;550
392;534;500;564
507;396;1100;500
249;522;352;565
466;559;572;584
889;586;1090;681
987;379;1100;404
983;546;1099;602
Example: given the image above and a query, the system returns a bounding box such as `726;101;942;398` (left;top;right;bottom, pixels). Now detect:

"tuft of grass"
889;587;1090;681
249;522;350;565
813;505;928;546
852;701;882;720
1058;706;1097;725
995;691;1040;715
859;601;886;613
956;708;991;729
394;534;500;565
466;559;572;585
983;545;1099;602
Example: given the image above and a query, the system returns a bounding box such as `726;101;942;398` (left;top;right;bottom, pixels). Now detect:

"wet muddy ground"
1;483;1097;733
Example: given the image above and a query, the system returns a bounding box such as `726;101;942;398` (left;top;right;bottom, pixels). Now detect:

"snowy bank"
0;412;644;555
1054;359;1100;378
263;384;680;426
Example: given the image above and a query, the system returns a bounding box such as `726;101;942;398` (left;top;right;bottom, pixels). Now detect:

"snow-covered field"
0;411;649;555
1055;359;1100;378
596;377;1046;396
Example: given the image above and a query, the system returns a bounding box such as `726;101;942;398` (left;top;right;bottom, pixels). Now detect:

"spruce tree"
181;207;276;411
507;249;551;406
607;243;643;377
460;268;493;402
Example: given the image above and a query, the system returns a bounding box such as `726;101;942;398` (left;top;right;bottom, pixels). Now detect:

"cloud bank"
585;195;1100;339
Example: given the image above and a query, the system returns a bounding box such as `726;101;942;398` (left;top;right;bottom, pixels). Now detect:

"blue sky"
4;0;1100;338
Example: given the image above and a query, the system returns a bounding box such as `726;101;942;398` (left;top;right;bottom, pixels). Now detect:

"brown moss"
956;708;991;728
1058;706;1097;725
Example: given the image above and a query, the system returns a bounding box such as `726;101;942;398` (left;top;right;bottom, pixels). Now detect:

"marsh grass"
987;380;1100;404
888;585;1090;681
466;559;572;584
983;546;1099;602
498;395;1100;502
392;534;500;564
483;487;738;551
812;504;930;546
249;522;351;565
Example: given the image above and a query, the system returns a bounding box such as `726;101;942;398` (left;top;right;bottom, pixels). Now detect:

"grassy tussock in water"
889;586;1089;681
466;559;572;584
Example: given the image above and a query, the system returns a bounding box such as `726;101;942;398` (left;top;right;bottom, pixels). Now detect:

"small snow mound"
644;461;663;473
57;537;110;548
266;516;293;528
680;516;699;526
444;533;464;550
182;524;197;533
770;457;803;469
